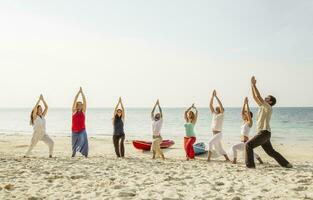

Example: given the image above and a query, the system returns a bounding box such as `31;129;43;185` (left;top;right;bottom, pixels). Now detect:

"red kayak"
132;140;175;151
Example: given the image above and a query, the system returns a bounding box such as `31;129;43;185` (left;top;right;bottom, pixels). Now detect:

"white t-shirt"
152;118;163;136
33;116;46;134
211;113;224;132
241;122;250;137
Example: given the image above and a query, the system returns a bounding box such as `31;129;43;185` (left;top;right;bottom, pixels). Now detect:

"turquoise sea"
0;108;312;144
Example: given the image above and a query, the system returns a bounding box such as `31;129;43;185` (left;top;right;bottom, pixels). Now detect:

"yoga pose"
184;104;198;160
231;97;263;164
71;87;89;158
151;99;165;160
25;95;54;158
113;97;125;158
207;90;230;162
245;76;292;168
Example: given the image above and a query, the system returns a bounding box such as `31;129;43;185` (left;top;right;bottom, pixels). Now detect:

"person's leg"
207;133;222;161
184;137;189;159
41;134;54;157
186;137;196;159
231;143;244;164
71;133;78;157
151;138;157;159
261;139;291;167
113;135;120;157
25;134;40;157
215;141;230;161
157;137;165;160
80;131;89;157
245;131;270;168
120;135;125;158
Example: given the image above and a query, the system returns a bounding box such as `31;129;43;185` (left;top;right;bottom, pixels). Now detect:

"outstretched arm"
245;98;253;127
241;97;246;117
210;91;215;114
113;98;120;118
215;94;224;113
158;101;163;118
72;89;81;113
184;104;193;122
41;95;48;117
32;95;42;121
251;76;264;106
151;100;158;119
120;97;125;120
192;105;198;124
80;88;87;113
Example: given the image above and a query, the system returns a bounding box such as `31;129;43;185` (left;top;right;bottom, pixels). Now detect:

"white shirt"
241;122;250;137
152;118;163;136
33;116;46;134
211;113;224;132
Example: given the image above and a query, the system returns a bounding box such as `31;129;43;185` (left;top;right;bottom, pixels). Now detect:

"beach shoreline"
0;134;313;200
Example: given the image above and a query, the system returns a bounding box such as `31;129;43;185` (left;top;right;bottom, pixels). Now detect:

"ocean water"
0;108;312;144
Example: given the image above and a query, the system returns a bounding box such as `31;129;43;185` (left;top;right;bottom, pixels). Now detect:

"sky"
0;0;312;108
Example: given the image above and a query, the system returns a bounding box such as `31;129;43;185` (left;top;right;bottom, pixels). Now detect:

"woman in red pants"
184;104;198;160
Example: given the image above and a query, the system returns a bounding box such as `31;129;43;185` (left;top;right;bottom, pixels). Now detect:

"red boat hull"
132;140;175;151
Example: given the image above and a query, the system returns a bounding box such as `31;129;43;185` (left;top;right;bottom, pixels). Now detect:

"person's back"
256;102;272;133
114;116;124;135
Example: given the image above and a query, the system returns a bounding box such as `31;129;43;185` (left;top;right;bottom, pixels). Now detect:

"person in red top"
71;87;89;157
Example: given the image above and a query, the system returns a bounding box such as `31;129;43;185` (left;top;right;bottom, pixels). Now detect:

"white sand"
0;134;313;200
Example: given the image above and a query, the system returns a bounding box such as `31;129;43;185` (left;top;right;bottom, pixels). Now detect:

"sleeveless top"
211;113;224;132
33;116;46;134
72;112;86;133
113;116;125;135
241;122;250;137
184;123;195;137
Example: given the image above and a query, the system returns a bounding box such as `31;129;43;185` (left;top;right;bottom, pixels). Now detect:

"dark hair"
268;95;277;106
249;111;253;118
30;105;41;125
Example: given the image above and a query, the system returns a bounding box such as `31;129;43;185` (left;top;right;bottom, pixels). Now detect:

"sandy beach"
0;134;312;200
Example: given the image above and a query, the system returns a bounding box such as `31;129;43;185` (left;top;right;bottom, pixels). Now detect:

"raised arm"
72;89;81;113
80;87;87;113
192;105;198;124
32;95;42;121
41;95;48;117
245;97;253;127
120;97;125;120
113;98;120;118
215;94;224;113
210;90;216;113
184;104;193;122
241;97;246;117
251;76;264;106
151;100;158;119
158;100;163;118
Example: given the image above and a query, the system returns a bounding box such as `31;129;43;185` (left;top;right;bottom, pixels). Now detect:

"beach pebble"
4;184;14;190
232;197;241;200
28;197;41;200
116;189;136;197
215;181;225;186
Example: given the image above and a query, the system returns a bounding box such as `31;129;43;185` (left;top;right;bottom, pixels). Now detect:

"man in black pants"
245;76;293;169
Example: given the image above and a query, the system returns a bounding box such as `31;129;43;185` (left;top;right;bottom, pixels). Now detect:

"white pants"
232;142;260;159
25;132;54;156
208;132;227;155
